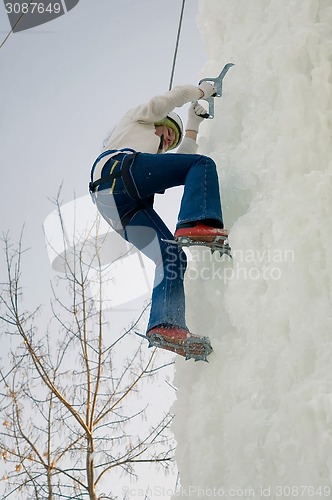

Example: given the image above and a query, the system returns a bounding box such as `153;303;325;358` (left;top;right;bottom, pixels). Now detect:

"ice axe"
198;62;234;119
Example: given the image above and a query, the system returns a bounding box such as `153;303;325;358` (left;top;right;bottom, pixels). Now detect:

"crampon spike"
135;331;213;362
162;236;232;258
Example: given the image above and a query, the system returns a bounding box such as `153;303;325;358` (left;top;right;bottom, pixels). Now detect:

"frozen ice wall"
172;0;332;498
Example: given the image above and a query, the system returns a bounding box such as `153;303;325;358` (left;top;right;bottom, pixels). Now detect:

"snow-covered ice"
172;1;332;498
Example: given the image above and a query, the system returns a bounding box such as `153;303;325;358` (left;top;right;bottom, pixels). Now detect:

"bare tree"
0;210;175;499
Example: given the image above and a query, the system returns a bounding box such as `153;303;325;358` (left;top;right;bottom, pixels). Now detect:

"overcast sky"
0;0;207;305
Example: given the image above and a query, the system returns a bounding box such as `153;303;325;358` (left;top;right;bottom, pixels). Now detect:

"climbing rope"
158;0;186;152
168;0;186;91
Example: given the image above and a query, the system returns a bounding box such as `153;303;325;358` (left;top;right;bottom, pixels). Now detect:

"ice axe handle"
198;62;234;119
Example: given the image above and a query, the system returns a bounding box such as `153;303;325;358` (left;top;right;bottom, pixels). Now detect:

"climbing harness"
89;149;154;229
89;149;139;196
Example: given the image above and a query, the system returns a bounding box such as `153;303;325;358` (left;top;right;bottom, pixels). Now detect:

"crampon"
136;326;213;362
163;227;232;257
172;235;232;257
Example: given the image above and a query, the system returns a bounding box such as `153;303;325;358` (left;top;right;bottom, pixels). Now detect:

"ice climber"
89;82;227;361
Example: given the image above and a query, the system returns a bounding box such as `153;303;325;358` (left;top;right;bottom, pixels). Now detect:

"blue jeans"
92;151;223;332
